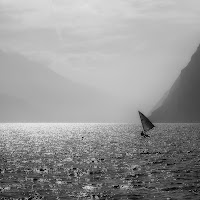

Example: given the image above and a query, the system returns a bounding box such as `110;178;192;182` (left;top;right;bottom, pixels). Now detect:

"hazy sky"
1;0;200;112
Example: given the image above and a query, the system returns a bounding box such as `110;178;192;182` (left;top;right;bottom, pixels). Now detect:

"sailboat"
138;111;155;137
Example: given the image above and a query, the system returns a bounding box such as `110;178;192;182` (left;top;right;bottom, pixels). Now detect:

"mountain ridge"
0;50;125;122
150;44;200;122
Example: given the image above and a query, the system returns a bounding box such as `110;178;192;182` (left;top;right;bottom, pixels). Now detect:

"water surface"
0;123;200;199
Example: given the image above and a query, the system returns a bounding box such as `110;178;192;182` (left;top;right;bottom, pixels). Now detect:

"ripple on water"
0;123;200;199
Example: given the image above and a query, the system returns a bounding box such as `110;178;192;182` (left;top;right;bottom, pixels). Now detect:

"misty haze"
1;0;200;199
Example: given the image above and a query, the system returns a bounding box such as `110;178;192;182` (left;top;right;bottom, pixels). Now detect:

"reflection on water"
0;123;200;199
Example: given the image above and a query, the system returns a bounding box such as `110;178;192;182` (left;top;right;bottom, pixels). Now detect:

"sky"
0;0;200;113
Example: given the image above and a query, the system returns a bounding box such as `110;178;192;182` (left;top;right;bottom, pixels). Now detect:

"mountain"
0;50;124;122
150;44;200;122
0;94;33;122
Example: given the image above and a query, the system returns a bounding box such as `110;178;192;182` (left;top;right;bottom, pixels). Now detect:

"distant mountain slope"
0;94;32;122
0;50;124;122
150;44;200;122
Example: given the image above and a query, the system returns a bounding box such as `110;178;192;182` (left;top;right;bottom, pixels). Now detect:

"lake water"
0;123;200;200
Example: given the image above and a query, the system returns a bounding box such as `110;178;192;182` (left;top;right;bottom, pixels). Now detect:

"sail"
139;111;155;133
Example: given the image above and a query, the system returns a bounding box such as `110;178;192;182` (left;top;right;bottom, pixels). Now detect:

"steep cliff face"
150;44;200;122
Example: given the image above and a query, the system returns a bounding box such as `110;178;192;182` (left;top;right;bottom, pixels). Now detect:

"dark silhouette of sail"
139;111;155;133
